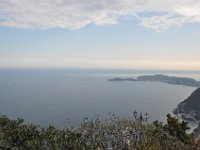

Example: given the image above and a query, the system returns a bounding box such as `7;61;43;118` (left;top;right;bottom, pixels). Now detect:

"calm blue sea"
0;69;199;128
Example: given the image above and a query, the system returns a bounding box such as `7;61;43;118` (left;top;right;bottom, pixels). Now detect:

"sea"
0;68;199;128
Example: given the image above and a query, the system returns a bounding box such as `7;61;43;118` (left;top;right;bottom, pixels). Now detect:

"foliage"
165;114;191;143
0;113;200;150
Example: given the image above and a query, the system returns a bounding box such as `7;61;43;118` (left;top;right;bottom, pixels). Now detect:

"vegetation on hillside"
0;112;200;150
175;88;200;120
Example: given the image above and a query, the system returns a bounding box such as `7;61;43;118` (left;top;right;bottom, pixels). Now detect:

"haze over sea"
0;69;199;127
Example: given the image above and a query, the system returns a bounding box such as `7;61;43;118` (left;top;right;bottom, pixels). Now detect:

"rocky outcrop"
174;88;200;121
174;88;200;138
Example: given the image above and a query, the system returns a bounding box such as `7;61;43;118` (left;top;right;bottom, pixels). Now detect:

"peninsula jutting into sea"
109;74;200;87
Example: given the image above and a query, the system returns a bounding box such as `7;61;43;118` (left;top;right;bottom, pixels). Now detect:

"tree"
165;114;191;143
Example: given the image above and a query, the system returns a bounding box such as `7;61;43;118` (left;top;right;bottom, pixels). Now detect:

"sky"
0;0;200;70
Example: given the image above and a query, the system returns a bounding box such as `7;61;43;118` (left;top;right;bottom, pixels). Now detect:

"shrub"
0;113;200;150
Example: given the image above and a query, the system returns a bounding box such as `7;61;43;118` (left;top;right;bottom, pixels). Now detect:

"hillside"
174;88;200;121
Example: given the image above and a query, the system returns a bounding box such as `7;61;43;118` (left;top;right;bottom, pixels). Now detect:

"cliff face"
174;88;200;121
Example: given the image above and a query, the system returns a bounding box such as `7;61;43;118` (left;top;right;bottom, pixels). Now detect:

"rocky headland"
174;88;200;138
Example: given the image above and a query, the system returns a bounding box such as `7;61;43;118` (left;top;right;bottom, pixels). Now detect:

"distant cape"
109;74;200;88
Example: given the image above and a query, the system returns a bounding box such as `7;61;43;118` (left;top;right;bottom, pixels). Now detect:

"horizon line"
0;67;200;72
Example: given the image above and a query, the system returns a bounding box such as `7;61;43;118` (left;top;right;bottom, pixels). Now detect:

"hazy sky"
0;0;200;70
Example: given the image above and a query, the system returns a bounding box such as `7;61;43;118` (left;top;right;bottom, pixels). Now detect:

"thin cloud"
0;0;200;31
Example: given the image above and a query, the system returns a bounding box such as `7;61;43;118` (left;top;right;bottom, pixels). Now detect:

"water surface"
0;69;198;127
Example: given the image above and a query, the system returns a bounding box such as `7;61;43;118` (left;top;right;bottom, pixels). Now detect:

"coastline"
109;74;200;136
173;88;200;137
